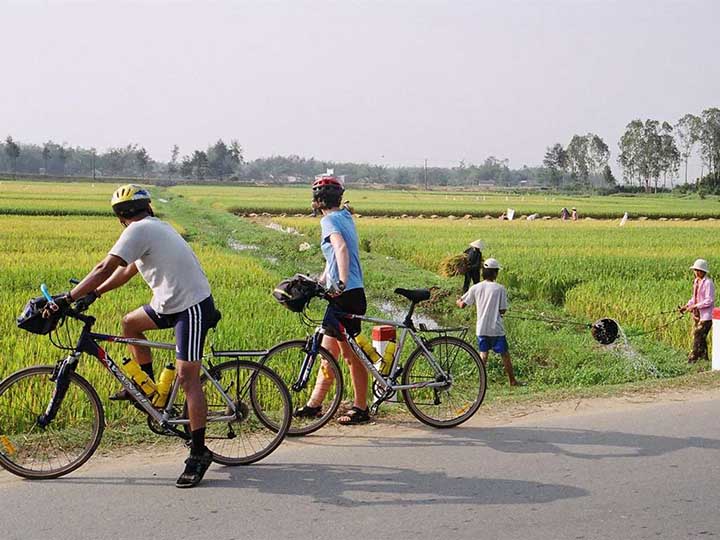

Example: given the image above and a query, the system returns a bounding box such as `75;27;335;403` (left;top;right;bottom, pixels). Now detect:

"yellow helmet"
110;184;152;218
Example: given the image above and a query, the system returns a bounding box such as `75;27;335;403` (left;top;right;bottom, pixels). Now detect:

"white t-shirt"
461;280;508;337
109;217;211;315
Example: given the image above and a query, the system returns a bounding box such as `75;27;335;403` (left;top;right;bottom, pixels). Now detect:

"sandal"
294;404;322;418
176;446;213;488
337;406;370;426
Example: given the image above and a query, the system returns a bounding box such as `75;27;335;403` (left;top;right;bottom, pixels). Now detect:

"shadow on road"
51;462;588;507
303;425;720;460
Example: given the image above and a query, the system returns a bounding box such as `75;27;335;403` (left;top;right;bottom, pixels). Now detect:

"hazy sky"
3;0;719;174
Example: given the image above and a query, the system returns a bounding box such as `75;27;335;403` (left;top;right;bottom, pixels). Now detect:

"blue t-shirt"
320;209;364;291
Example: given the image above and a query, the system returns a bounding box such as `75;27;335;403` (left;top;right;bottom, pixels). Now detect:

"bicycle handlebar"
40;283;53;303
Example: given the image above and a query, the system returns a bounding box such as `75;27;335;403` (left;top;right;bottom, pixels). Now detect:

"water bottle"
152;364;176;407
376;341;396;376
122;358;157;397
355;334;380;362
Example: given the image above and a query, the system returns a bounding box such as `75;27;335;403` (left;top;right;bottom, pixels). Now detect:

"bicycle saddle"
394;288;431;303
208;309;222;329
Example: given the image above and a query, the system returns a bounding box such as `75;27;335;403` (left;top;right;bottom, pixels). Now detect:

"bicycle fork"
37;353;81;428
292;332;322;392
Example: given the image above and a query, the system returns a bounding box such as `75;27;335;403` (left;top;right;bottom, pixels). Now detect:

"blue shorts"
477;335;509;354
143;296;216;362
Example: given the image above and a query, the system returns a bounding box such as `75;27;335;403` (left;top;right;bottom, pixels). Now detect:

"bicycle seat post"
403;301;416;330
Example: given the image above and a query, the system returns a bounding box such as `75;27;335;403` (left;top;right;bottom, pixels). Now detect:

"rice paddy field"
1;180;719;434
275;215;720;353
0;180;111;215
172;183;720;219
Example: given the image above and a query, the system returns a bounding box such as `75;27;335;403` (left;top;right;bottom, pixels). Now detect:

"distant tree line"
2;106;718;191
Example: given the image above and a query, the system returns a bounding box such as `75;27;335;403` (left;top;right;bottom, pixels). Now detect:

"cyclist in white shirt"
50;185;216;487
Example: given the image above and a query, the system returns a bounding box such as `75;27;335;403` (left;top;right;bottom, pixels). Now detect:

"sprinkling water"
606;320;661;378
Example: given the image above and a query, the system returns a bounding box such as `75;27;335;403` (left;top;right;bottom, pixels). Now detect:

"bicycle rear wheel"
401;336;486;428
0;365;104;479
259;340;343;436
195;360;291;466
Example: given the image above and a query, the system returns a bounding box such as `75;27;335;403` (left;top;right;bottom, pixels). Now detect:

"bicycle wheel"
0;365;104;479
259;340;343;436
194;360;291;466
401;336;486;428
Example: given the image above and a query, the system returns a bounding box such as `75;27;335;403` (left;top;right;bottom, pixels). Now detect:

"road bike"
263;279;486;435
0;284;292;479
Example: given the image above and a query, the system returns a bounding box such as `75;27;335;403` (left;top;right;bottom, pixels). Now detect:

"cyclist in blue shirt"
295;173;370;425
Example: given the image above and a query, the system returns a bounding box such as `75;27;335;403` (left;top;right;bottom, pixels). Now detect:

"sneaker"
176;446;213;488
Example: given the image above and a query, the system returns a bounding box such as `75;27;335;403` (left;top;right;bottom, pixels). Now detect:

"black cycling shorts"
143;296;216;362
323;288;367;340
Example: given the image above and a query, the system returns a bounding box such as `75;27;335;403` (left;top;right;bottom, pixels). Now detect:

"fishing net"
591;318;620;345
439;254;470;277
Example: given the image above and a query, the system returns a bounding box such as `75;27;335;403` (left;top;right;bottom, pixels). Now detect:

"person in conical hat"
462;239;484;293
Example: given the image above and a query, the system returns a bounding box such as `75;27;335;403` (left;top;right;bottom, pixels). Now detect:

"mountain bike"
0;284;292;479
264;279;486;435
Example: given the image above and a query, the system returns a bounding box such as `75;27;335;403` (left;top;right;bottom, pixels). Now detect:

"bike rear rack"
417;324;469;342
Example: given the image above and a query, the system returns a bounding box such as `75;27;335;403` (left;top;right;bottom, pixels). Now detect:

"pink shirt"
687;276;715;321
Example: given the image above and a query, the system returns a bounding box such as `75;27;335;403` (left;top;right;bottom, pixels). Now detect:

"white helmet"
469;239;484;250
483;258;502;270
690;259;709;274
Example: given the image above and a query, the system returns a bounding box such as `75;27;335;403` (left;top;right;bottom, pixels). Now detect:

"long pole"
424;158;428;190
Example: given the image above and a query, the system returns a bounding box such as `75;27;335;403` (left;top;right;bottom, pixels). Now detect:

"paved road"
3;394;720;540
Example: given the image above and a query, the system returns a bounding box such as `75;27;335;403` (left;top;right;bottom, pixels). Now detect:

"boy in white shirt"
456;258;523;386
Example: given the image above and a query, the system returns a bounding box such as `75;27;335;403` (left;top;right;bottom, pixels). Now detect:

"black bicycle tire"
201;360;291;466
0;365;105;479
401;336;486;428
257;340;344;436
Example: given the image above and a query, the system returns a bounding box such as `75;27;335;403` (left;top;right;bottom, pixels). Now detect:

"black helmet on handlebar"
272;274;322;313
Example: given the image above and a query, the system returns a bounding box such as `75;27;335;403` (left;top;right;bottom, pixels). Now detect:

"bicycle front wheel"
0;365;105;479
259;340;343;436
197;360;291;466
401;336;486;428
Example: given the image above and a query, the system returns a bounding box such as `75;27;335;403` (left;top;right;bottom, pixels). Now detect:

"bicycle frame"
294;305;458;396
49;311;269;437
342;313;452;392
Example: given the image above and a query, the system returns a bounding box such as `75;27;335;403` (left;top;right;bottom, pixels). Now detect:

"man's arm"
69;254;127;300
329;232;350;286
96;262;139;296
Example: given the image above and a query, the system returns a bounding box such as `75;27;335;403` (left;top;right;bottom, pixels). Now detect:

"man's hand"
42;293;72;319
75;291;100;312
456;298;466;308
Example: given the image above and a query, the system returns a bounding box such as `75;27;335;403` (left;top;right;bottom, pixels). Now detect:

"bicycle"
0;283;292;480
263;277;487;435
